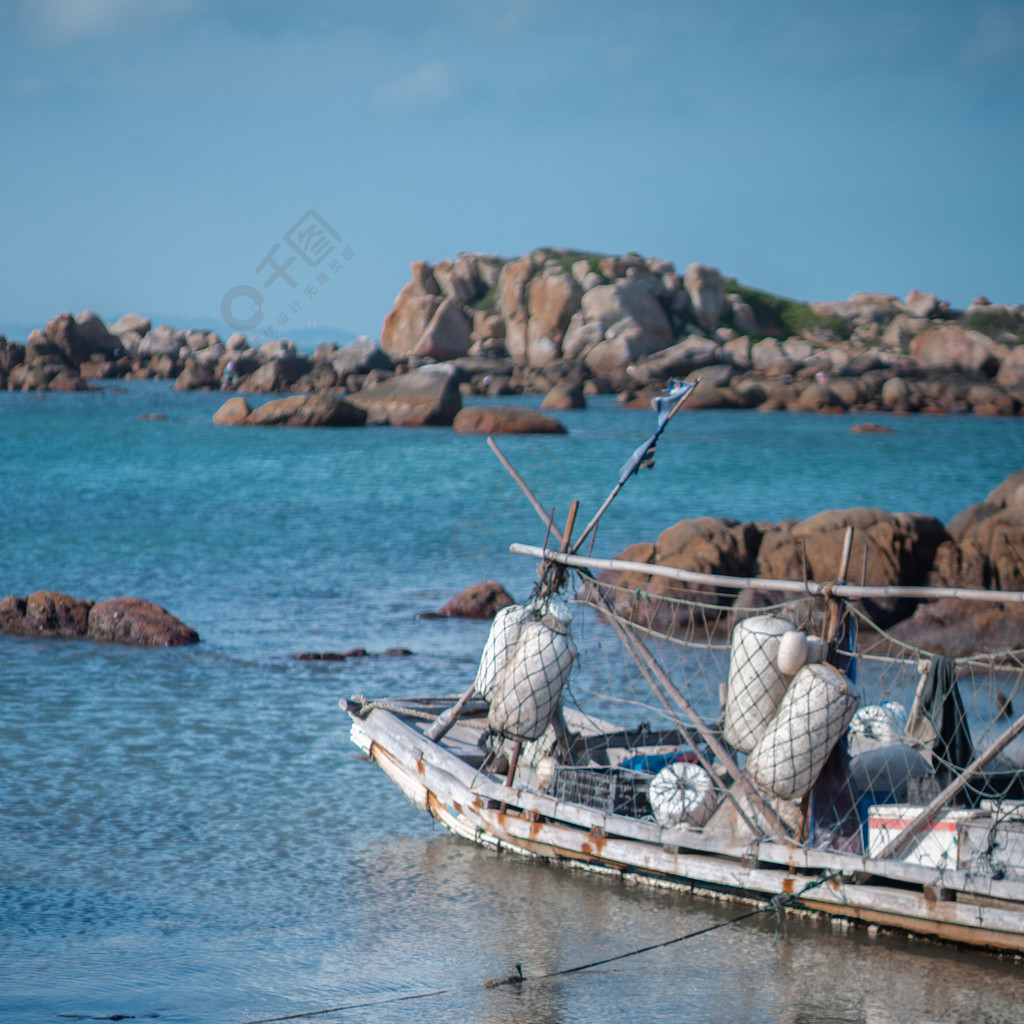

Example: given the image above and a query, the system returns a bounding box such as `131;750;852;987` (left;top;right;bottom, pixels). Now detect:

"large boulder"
525;272;583;366
74;311;121;355
684;263;725;331
929;468;1024;593
596;519;759;634
909;323;1000;376
887;600;1024;657
995;346;1024;389
380;262;444;359
756;508;948;626
330;336;394;378
563;279;674;377
241;394;367;427
139;324;187;359
108;313;152;339
213;397;252;425
44;313;95;366
453;405;567;435
497;255;536;363
413;297;473;361
88;598;199;646
627;334;721;385
346;364;462;425
0;591;93;638
238;354;311;392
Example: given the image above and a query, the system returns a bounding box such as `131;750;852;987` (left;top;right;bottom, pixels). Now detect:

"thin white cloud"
371;59;458;116
22;0;194;45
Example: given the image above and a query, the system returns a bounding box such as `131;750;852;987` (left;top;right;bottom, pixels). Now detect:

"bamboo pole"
508;545;1024;605
570;383;697;555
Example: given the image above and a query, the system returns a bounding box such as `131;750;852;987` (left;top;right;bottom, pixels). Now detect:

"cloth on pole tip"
618;380;695;483
654;379;694;428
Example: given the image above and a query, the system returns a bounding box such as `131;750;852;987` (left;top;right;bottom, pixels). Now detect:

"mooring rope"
236;871;842;1024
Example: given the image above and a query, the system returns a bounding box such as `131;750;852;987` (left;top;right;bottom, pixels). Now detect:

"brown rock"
596;520;759;635
498;255;536;363
438;581;515;618
45;312;96;366
757;508;947;626
380;273;444;360
453;405;567;435
996;346;1024;389
540;382;586;410
684;263;725;330
88;598;199;646
213;397;252;425
413;297;473;361
526;273;583;365
0;591;93;637
909;323;1000;375
347;365;462;426
887;599;1024;657
242;394;367;427
931;468;1024;593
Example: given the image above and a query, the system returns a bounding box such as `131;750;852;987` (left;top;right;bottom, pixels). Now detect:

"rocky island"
2;249;1022;421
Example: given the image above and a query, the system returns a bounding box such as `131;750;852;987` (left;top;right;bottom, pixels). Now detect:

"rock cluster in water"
593;468;1024;656
0;592;199;646
3;250;1023;421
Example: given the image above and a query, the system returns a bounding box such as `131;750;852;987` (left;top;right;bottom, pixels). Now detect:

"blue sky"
1;0;1022;342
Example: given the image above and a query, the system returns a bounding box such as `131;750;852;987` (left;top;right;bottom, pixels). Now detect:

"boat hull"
349;706;1024;956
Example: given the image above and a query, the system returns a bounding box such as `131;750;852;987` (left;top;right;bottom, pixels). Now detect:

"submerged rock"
0;592;199;646
87;598;199;646
0;591;93;638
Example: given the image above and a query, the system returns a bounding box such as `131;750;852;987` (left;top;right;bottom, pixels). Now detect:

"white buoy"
473;604;533;700
746;662;859;801
723;615;797;753
648;761;719;827
487;620;577;741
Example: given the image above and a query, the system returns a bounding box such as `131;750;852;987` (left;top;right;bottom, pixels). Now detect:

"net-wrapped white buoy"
745;662;859;801
473;604;533;700
487;620;577;741
473;596;574;702
648;761;719;827
723;615;797;753
848;701;909;747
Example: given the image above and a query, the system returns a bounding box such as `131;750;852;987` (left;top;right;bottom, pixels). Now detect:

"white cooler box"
867;804;981;869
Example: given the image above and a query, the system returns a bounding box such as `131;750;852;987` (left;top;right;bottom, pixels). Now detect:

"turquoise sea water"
2;383;1023;1023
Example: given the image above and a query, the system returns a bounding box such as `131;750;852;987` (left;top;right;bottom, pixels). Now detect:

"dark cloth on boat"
920;655;974;801
811;737;862;854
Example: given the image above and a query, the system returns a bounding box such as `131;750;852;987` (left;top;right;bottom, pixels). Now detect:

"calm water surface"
1;384;1022;1022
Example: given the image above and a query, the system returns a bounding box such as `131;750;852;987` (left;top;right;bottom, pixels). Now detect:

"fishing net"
516;568;1024;877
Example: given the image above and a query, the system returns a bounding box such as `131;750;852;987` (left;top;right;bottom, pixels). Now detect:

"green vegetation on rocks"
723;277;849;341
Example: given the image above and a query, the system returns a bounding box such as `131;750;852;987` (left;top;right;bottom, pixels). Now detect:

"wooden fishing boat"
344;388;1024;955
